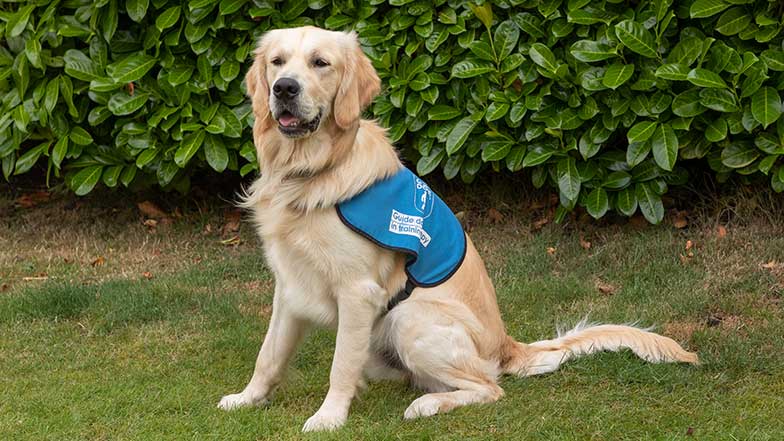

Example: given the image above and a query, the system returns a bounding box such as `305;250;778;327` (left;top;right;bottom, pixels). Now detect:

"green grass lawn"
1;191;782;440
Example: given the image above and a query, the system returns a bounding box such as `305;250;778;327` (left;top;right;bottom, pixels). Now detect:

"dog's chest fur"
250;198;401;326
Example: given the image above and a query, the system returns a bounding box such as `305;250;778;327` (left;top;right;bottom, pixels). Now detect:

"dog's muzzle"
272;77;321;138
274;108;322;138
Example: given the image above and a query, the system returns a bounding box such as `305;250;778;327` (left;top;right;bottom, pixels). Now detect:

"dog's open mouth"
277;110;321;137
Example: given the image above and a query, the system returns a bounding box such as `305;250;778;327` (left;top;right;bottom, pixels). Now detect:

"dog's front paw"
403;395;441;420
217;391;266;410
302;409;347;432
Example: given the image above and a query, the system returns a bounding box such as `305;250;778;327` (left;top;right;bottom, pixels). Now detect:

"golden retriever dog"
218;26;698;432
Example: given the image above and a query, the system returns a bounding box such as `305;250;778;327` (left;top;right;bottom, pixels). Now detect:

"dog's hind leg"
382;300;503;420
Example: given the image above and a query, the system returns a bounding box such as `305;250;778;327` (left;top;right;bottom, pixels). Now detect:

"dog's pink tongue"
279;114;300;127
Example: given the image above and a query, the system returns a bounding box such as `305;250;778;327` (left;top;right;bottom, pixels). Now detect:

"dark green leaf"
715;7;751;36
64;49;104;82
417;147;445;176
529;43;559;73
446;117;479;154
107;93;149;116
451;60;494;78
204;135;229;172
494;20;519;60
428;105;461;121
175;130;206;167
469;41;495;62
220;0;248;15
655;63;689;81
672;89;706;117
557;157;581;201
69;127;93;146
481;141;512;162
219;61;240;82
8;5;35;37
102;165;123;188
721;142;759;168
627;141;651;167
603;171;632;189
651;123;678;171
106;54;156;83
156;6;181;32
705;117;728;142
52;137;68;168
505;146;525;172
126;0;149;22
570;40;616;63
690;0;730;18
14;143;46;175
686;68;726;88
616;186;637;216
761;49;784;72
699;88;739;112
751;87;782;128
485;102;510;122
585;187;609;218
523;145;554;167
602;63;634;89
614;20;658;59
636;182;664;223
71;166;104;196
628;121;657;144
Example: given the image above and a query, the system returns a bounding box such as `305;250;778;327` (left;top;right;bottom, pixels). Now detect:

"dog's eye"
271;57;284;66
313;58;330;68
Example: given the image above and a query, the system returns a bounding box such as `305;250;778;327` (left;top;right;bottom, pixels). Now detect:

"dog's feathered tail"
502;319;698;377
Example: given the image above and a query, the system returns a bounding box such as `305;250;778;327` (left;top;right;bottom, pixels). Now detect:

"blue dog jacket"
336;168;466;299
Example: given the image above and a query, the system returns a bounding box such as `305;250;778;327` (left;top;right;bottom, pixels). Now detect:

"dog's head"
245;26;381;139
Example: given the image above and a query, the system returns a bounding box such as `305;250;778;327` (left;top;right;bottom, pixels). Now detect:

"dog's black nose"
272;78;300;100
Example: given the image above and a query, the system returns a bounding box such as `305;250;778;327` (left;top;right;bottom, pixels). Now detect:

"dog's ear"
245;39;274;132
333;32;381;130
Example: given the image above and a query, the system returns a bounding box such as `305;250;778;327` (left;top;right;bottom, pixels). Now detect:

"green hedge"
2;1;784;223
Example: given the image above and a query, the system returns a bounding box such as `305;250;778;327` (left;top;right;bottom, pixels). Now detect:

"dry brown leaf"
546;247;556;255
672;213;688;229
487;208;504;224
579;235;592;250
717;225;727;238
15;191;51;208
142;271;153;280
143;219;158;228
222;209;242;235
595;279;617;295
202;224;213;235
222;221;240;235
137;201;168;219
685;240;693;251
532;217;549;230
91;256;106;267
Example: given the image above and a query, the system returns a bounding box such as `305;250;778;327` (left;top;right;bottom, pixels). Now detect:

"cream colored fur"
217;26;699;432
